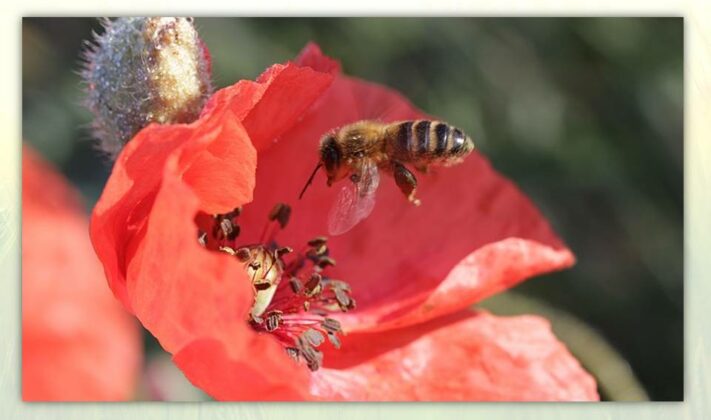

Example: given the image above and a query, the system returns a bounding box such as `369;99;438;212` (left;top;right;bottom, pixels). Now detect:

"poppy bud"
81;17;213;158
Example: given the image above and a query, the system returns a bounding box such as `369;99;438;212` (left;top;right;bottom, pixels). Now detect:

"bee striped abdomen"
394;121;414;159
414;120;431;154
388;119;473;163
434;122;449;155
449;127;468;155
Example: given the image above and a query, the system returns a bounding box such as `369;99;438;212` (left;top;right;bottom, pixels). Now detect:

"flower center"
196;203;355;371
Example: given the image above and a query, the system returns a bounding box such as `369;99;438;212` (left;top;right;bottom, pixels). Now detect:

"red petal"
98;116;312;400
242;63;334;152
180;109;256;213
130;144;312;400
22;145;141;401
295;42;341;75
90;58;336;399
90;115;254;310
311;311;598;401
201;61;334;153
124;157;252;351
234;57;574;332
173;336;311;401
89;43;582;401
92;60;326;310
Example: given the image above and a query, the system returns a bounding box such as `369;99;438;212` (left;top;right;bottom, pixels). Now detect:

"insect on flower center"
196;203;355;371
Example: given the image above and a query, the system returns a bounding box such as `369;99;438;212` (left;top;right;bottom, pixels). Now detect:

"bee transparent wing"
327;160;380;236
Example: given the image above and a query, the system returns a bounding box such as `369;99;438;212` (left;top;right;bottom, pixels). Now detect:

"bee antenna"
298;162;323;200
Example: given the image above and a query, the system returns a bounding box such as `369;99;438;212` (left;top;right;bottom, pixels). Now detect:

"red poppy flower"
90;43;598;401
22;145;141;401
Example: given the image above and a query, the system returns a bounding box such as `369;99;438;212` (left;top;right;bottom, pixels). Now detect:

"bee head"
320;135;343;186
298;134;343;200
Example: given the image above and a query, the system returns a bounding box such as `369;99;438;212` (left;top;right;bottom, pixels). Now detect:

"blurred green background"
22;17;683;401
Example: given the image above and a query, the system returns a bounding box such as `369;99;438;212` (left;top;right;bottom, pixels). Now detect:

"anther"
334;288;355;311
219;218;234;238
327;333;341;349
289;277;303;293
296;334;324;372
321;318;341;333
316;256;337;269
235;247;252;262
276;246;293;258
254;282;273;291
268;203;292;229
302;328;325;347
307;236;328;248
210;210;242;243
219;246;237;256
305;273;323;297
307;244;329;259
265;311;283;332
326;280;351;292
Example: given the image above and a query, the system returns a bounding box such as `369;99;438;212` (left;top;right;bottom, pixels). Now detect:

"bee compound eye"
322;139;341;173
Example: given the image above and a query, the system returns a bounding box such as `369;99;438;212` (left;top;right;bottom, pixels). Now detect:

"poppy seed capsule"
81;17;213;158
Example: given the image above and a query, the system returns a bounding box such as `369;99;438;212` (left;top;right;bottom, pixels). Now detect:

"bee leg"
414;164;429;174
392;161;421;206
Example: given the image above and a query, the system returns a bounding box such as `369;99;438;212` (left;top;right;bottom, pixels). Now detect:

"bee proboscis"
299;119;475;235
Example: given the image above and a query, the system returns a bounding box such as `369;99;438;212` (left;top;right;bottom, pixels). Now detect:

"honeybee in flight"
299;119;475;235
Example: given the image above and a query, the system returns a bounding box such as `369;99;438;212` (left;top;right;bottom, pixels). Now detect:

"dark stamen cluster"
196;203;356;371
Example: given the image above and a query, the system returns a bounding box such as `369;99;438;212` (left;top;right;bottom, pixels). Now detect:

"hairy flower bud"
81;17;213;158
